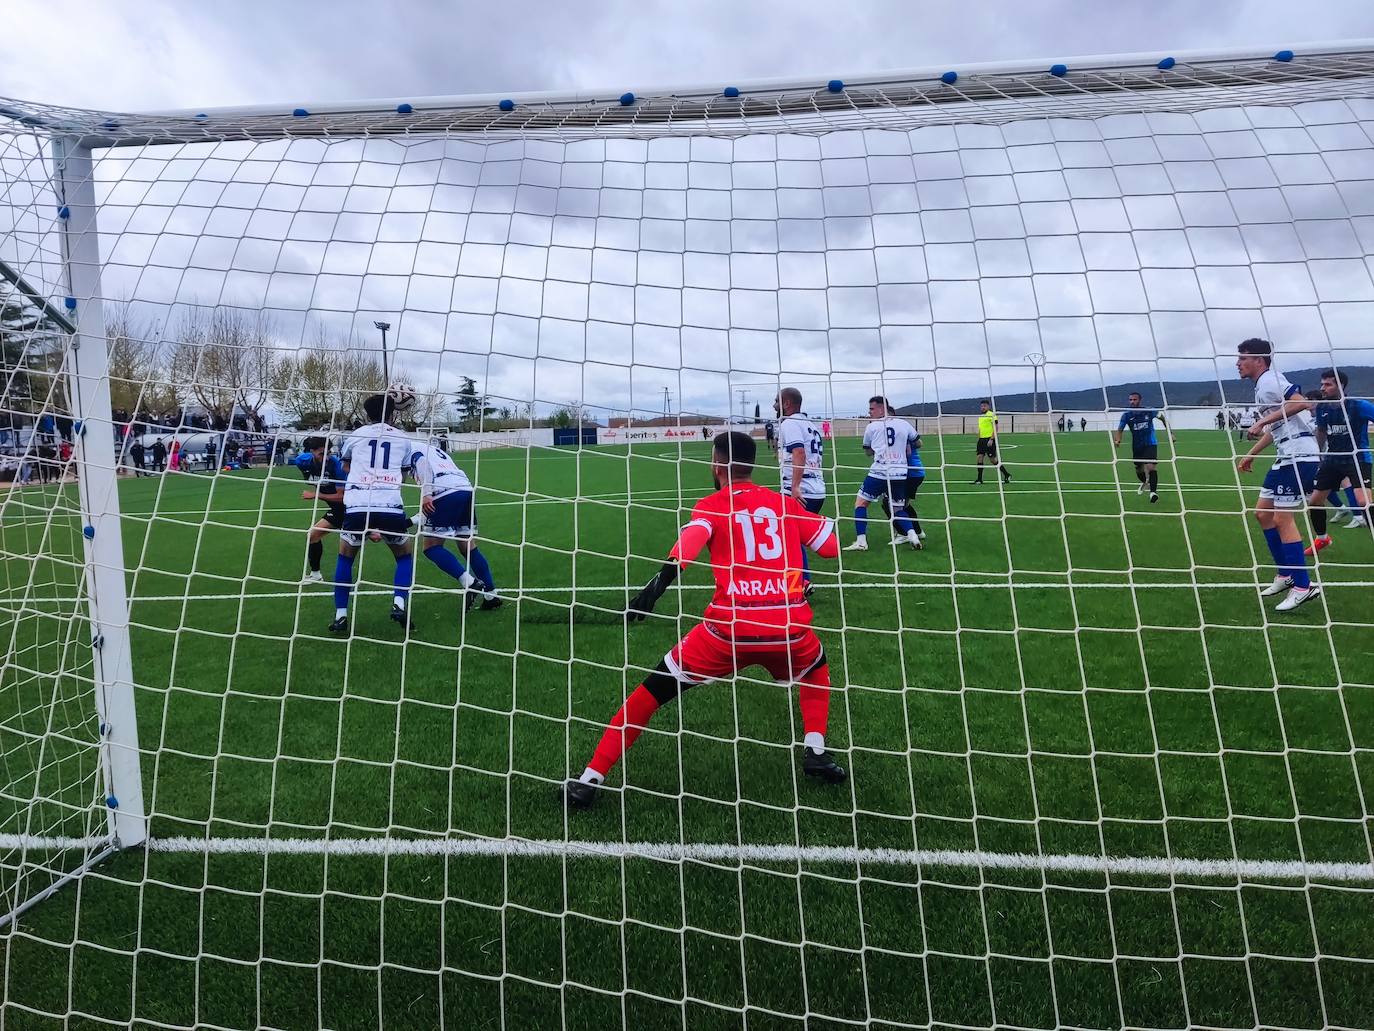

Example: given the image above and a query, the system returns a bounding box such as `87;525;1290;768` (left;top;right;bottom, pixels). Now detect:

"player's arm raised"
627;517;711;621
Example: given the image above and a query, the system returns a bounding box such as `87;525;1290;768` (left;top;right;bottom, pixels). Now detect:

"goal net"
3;46;1374;1030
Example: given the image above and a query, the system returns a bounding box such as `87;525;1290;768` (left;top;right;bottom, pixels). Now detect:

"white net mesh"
3;48;1374;1030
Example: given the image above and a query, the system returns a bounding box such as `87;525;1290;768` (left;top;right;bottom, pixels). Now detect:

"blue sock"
800;545;810;582
393;553;414;604
423;543;467;583
1280;539;1310;588
333;553;356;610
1345;487;1359;510
467;548;495;589
892;510;913;535
1262;527;1285;570
854;507;867;537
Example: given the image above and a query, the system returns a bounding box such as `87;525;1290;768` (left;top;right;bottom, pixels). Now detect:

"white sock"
855;534;866;544
804;732;825;755
459;571;476;589
335;607;348;619
392;596;406;610
579;768;604;785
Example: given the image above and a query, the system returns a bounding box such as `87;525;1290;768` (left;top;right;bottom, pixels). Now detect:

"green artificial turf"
2;429;1372;1030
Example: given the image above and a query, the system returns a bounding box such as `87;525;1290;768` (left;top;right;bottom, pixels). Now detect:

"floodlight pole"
53;137;147;850
1024;352;1047;414
374;321;391;385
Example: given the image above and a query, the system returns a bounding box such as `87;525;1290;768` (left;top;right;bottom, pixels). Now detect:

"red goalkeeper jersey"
669;481;837;637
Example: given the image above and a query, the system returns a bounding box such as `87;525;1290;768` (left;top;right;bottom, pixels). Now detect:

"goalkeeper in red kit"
564;431;845;808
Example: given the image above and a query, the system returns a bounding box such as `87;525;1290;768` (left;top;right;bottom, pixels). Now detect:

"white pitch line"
7;579;1374;608
3;833;1371;882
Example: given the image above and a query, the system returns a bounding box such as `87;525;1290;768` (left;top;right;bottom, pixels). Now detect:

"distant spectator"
151;438;167;473
168;439;182;472
1080;417;1087;431
1057;415;1066;432
130;440;146;476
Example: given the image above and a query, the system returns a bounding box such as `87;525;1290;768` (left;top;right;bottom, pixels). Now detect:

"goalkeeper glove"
627;561;678;621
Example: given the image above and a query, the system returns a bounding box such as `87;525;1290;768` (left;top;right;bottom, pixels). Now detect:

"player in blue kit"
1112;393;1174;504
412;439;501;611
1301;368;1374;554
294;436;347;582
330;393;418;636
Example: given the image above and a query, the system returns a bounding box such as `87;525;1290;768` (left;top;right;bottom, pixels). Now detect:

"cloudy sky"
3;2;1374;420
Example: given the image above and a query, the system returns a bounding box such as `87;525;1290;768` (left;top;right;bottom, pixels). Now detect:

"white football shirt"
778;413;825;500
863;417;917;479
340;423;414;512
412;444;473;499
1253;368;1318;466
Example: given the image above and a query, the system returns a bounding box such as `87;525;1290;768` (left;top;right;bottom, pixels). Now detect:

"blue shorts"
1260;462;1318;510
341;510;413;547
423;490;476;539
859;475;907;505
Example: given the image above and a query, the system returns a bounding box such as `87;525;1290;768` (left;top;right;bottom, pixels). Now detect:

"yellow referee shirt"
978;410;997;438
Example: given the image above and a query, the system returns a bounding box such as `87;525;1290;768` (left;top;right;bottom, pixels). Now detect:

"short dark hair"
1321;368;1350;389
712;431;756;479
868;395;890;409
302;435;326;452
979;398;991;406
1128;391;1141;400
1305;388;1325;402
779;386;802;410
362;393;395;424
1237;338;1273;364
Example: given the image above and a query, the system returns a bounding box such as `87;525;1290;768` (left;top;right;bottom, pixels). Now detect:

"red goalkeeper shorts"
663;623;826;685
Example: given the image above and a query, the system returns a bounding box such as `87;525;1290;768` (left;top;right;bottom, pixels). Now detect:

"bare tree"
106;302;179;419
170;306;276;427
273;330;398;428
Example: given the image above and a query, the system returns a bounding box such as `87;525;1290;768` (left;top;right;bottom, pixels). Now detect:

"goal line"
6;834;1372;882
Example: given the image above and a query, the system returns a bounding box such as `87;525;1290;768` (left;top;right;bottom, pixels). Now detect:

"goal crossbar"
4;42;1374;147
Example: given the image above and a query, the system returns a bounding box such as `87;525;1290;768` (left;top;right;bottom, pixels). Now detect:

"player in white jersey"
413;439;501;612
1235;339;1322;612
844;396;921;552
774;386;826;596
329;393;417;635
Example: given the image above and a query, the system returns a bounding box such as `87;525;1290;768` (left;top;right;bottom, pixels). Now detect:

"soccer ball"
385;384;417;410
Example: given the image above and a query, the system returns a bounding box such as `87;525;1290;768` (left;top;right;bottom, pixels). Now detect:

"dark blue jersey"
1313;397;1374;463
295;453;347;513
908;434;925;475
1117;408;1159;448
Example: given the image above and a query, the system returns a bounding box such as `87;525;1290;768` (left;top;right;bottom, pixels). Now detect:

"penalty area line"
4;834;1372;882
